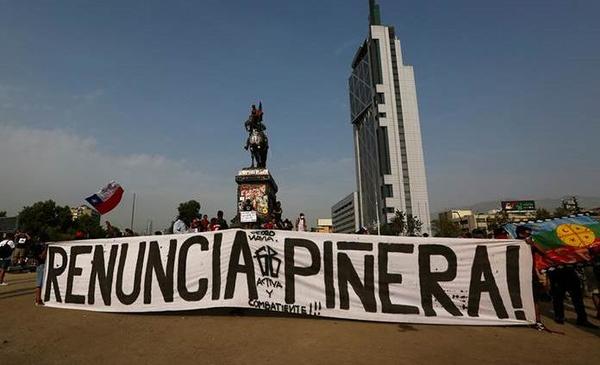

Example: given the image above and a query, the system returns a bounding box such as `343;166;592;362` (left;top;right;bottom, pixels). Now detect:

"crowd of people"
171;207;309;233
0;230;48;305
512;225;600;330
172;210;230;233
2;211;599;327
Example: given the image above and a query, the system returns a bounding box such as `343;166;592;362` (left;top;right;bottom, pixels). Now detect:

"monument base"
235;168;278;225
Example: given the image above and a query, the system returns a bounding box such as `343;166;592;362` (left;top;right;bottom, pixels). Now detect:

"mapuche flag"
85;181;124;215
505;215;600;271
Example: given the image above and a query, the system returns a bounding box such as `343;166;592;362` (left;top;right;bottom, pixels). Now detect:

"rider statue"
244;102;269;168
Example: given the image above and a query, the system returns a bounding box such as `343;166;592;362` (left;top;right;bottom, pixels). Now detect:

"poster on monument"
239;184;269;215
240;211;258;223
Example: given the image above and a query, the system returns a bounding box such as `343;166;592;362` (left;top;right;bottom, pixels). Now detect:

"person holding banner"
516;226;546;330
516;226;598;329
33;234;48;306
548;267;597;328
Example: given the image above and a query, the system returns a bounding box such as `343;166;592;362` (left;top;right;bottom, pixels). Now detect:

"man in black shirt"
217;210;229;230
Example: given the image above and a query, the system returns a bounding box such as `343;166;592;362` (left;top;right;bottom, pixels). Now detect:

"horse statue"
244;102;269;169
248;128;268;168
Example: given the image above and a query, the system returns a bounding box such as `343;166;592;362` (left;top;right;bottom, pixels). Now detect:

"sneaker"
534;321;546;331
0;282;8;286
576;321;599;329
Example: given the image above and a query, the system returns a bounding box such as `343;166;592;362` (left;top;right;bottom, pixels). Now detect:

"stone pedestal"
235;168;278;223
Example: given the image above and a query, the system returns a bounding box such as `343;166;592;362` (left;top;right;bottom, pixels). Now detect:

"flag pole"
130;192;136;231
374;188;381;235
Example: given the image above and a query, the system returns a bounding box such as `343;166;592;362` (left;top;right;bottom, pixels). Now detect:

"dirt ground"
1;272;598;365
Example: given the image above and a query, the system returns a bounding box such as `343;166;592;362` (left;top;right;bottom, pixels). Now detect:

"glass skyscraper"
349;0;431;233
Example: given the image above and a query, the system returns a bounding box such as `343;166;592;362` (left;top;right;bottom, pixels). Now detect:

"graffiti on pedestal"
239;184;269;215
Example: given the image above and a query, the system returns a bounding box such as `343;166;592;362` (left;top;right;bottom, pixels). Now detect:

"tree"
553;207;571;218
488;210;509;232
177;200;201;226
18;200;74;241
389;210;406;235
378;210;423;236
0;211;6;217
73;215;106;239
535;208;552;220
556;196;582;217
431;217;461;238
378;222;397;236
406;214;423;236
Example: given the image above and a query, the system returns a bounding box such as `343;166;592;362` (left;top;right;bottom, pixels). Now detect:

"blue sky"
1;0;599;231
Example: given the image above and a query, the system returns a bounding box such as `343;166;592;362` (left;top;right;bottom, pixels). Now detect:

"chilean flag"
85;181;124;215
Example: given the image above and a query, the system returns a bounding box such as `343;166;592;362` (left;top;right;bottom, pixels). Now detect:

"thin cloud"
0;125;231;232
0;125;356;231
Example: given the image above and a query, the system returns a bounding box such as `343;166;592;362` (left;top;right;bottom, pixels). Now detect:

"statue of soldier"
243;102;269;168
244;103;266;150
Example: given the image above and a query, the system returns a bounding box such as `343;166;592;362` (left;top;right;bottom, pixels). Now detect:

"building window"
378;112;386;118
382;184;393;198
370;39;383;84
384;207;395;214
377;127;391;175
376;93;385;104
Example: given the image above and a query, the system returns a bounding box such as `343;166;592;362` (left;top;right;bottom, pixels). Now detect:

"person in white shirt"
295;213;307;232
172;217;188;234
0;233;16;286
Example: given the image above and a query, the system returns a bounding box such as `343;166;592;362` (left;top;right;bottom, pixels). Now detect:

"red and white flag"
85;181;124;215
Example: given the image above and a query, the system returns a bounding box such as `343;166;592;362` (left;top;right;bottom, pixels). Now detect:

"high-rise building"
332;192;360;233
70;205;101;223
348;0;430;233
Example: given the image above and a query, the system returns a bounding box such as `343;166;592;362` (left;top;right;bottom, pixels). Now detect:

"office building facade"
332;192;360;233
349;0;430;233
70;205;101;223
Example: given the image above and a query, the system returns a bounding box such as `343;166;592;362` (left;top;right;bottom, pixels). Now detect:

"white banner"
43;229;535;325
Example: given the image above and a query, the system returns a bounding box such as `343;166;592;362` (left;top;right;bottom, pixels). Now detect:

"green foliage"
177;200;201;226
431;217;462;238
378;210;423;236
535;208;552;220
73;215;106;239
562;196;582;214
378;223;397;236
488;210;509;232
389;210;406;235
553;207;571;218
406;214;423;236
18;200;74;241
0;211;6;217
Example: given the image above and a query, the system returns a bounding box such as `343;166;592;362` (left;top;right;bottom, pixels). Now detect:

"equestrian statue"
244;102;269;169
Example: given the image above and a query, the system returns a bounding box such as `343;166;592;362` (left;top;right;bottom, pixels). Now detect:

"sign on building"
501;201;536;212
